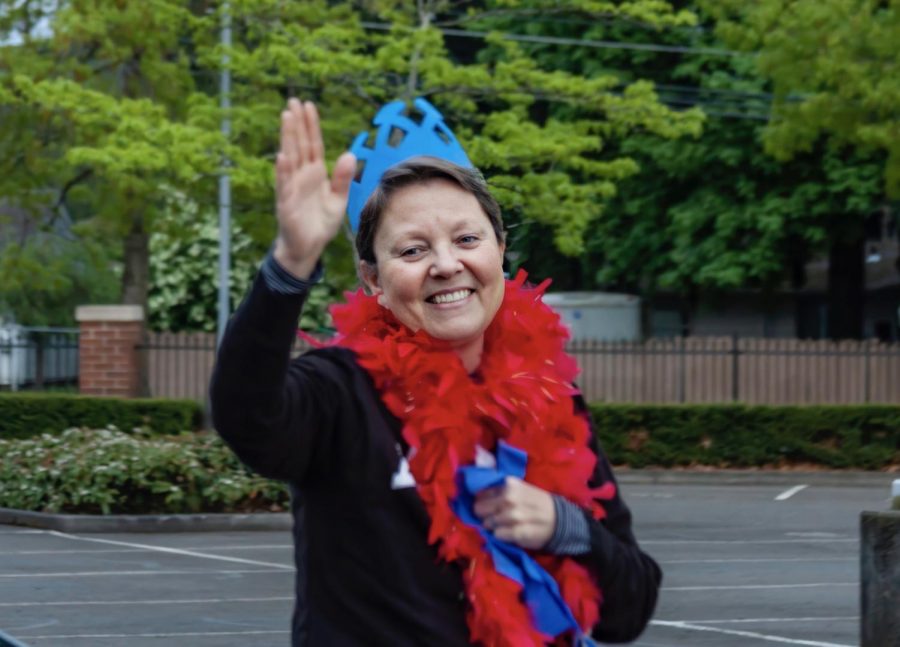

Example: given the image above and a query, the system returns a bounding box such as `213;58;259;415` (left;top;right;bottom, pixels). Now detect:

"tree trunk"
121;212;149;396
827;236;865;340
121;214;149;308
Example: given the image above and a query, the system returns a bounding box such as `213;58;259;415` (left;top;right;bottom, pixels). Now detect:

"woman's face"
362;179;506;349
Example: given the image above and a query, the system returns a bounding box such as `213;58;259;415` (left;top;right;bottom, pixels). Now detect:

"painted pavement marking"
651;620;853;647
660;557;854;565
5;544;292;556
662;582;855;592
46;530;293;570
0;596;293;607
16;630;291;640
643;538;855;545
0;569;288;578
775;485;809;501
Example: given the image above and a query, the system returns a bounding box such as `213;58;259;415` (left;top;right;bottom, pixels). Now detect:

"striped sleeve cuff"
544;495;591;556
260;251;324;295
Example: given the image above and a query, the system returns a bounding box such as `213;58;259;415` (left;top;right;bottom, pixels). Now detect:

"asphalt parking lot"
0;477;892;646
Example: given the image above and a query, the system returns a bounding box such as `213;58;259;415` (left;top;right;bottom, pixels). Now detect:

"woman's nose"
429;245;463;277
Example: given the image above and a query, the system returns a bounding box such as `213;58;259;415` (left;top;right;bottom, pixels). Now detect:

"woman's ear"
358;260;382;297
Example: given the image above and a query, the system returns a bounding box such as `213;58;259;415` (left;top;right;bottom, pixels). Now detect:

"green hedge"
0;393;202;438
590;404;900;469
0;428;288;514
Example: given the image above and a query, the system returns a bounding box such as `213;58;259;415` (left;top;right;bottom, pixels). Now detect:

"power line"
360;21;749;58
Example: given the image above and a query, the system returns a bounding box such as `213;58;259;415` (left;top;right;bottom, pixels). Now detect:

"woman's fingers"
474;478;556;549
306;101;325;163
280;110;297;163
474;489;505;519
331;151;356;198
290;99;311;163
275;152;291;194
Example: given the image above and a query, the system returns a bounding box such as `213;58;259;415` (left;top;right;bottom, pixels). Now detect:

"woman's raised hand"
274;99;357;279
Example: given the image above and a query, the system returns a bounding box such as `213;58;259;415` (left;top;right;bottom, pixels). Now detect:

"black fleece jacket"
210;272;662;646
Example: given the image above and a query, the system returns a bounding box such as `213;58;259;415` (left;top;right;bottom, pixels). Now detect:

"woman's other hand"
274;98;357;278
473;478;557;550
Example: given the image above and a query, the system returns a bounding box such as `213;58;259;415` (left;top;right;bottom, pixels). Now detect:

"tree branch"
52;168;93;221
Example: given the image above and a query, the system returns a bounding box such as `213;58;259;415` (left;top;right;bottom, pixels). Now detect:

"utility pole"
217;0;232;346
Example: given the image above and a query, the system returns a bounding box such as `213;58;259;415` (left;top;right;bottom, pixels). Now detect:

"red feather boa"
328;270;614;646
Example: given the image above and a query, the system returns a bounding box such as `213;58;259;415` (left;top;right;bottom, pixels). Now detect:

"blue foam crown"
347;97;472;233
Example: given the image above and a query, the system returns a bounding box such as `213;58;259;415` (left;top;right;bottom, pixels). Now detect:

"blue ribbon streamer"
452;441;596;645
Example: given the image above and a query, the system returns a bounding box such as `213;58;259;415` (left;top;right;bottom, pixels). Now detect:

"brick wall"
75;305;144;398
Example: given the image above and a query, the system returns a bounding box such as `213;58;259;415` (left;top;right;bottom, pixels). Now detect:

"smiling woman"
210;98;662;647
359;171;506;372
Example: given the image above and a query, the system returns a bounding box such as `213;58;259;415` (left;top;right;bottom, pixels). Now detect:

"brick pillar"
75;305;144;398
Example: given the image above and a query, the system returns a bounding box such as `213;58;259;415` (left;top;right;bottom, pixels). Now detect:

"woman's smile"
427;288;475;306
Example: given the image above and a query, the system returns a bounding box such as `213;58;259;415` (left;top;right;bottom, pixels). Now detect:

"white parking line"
0;569;288;578
668;616;858;625
652;620;853;646
643;538;856;545
775;485;809;501
46;531;293;570
5;544;293;555
17;630;291;640
662;582;855;592
0;529;46;534
660;558;854;564
0;596;293;607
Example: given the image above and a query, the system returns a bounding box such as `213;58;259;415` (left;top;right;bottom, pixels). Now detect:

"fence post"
33;335;45;390
678;336;686;403
864;340;871;404
731;333;740;402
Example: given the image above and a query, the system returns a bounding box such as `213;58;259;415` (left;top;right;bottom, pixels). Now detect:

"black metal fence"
0;327;79;392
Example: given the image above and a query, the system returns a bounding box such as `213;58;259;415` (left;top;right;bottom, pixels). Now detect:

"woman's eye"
459;235;479;244
400;247;422;257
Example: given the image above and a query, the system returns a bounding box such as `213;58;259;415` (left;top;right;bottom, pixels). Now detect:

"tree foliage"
0;0;228;317
704;0;900;197
494;0;888;332
1;0;703;330
0;220;119;325
147;192;255;332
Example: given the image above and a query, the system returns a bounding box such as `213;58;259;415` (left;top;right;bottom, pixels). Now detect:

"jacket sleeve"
209;270;344;484
574;396;663;643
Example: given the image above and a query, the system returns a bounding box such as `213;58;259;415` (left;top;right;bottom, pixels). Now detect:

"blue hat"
347;97;472;233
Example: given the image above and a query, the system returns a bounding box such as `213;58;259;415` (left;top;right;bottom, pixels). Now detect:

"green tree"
700;0;898;338
148;191;256;332
1;0;702;329
0;0;226;318
485;2;888;340
215;0;702;261
705;0;900;196
0;220;119;326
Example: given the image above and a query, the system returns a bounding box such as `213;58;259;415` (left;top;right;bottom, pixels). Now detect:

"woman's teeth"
431;289;471;304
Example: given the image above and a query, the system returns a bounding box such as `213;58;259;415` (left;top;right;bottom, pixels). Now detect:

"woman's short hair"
355;156;505;265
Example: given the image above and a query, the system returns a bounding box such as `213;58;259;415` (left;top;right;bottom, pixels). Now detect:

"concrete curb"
0;507;291;533
1;470;894;534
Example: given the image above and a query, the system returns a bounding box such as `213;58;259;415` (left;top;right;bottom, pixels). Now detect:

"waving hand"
274;99;356;278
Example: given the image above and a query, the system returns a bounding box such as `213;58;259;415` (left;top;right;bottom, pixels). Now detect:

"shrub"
0;393;202;439
0;428;288;514
589;404;900;469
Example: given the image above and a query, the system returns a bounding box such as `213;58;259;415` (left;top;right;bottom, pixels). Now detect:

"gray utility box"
861;490;900;647
542;292;641;341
